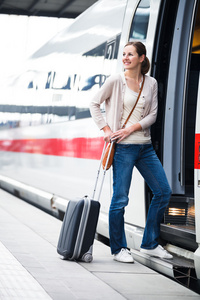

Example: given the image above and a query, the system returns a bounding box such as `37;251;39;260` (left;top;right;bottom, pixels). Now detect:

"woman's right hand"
102;125;113;143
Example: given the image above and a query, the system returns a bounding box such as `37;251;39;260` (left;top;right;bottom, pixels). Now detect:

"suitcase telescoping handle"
92;141;114;201
80;141;114;263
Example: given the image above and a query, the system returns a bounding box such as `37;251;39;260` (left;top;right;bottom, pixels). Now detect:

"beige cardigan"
90;73;158;137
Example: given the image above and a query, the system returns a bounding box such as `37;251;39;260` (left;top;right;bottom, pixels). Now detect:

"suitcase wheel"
81;252;93;263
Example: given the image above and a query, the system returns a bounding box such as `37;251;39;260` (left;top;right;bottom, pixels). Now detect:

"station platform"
0;188;199;300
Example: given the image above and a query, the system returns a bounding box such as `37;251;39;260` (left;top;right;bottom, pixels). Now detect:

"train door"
194;70;200;279
151;0;200;252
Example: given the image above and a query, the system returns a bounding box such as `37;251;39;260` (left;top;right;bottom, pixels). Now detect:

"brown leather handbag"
102;142;115;170
102;77;145;170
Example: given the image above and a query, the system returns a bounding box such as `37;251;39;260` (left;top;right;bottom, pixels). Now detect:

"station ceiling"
0;0;98;19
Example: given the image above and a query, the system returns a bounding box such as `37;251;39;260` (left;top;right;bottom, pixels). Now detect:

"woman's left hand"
111;128;132;143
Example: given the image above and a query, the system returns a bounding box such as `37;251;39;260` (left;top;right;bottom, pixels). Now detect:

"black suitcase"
57;197;100;261
57;142;114;262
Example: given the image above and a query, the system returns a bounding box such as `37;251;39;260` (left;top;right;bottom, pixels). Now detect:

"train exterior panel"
0;0;200;283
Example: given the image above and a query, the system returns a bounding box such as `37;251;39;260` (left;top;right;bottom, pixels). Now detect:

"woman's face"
122;45;144;70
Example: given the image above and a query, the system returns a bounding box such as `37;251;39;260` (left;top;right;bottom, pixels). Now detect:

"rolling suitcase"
57;141;114;262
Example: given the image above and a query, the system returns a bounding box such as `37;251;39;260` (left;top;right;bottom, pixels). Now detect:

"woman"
90;41;172;263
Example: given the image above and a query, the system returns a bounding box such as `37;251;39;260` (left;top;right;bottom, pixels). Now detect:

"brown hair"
124;41;150;75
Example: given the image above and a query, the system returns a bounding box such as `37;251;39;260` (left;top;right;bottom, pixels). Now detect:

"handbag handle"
121;76;145;129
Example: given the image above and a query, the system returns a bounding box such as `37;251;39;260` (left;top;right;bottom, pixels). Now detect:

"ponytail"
141;56;150;75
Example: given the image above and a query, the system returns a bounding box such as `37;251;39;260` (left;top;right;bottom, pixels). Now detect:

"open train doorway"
151;0;200;251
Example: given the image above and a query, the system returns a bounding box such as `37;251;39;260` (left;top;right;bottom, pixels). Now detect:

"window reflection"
0;34;120;130
129;0;150;41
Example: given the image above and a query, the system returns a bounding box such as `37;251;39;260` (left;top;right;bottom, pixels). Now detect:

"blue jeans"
109;143;171;254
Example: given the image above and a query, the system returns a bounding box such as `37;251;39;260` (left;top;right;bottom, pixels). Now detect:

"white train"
0;0;200;289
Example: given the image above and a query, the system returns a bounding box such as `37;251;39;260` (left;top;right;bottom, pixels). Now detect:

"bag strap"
121;76;145;129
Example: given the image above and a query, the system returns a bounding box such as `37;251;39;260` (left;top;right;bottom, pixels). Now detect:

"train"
0;0;200;289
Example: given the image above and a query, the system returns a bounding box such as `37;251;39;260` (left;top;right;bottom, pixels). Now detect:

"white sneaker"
114;248;134;263
140;245;173;259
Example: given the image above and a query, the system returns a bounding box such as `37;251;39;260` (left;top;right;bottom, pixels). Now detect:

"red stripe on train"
195;133;200;169
0;137;104;160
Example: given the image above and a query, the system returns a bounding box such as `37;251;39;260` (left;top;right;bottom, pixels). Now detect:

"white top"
120;81;151;144
90;73;158;136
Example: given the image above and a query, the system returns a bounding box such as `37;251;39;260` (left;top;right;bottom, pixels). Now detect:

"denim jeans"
109;143;172;254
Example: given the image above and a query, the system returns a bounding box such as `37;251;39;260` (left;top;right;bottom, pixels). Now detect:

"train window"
129;0;150;41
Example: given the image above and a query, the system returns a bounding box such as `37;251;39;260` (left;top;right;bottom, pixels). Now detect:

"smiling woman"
90;41;173;262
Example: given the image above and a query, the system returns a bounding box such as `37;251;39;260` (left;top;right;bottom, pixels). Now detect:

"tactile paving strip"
0;242;51;299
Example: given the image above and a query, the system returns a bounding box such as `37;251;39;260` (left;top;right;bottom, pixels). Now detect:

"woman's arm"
138;79;158;130
89;77;114;130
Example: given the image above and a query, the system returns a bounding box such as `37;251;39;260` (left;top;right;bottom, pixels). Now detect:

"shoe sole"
113;258;134;263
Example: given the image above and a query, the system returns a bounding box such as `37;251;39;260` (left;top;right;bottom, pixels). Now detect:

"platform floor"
0;188;199;300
